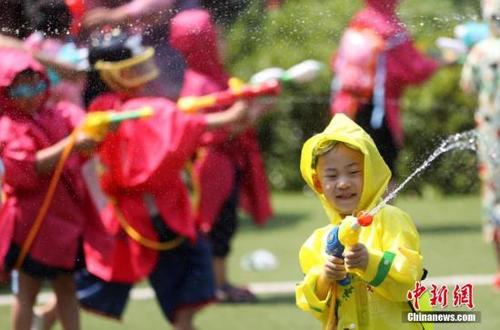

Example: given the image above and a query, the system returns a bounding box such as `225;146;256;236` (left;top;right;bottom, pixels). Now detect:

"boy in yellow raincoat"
296;114;430;330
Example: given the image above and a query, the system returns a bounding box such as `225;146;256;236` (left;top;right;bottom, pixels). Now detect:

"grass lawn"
0;192;499;329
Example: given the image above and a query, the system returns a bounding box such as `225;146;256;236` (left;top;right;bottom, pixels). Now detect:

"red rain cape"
84;93;207;283
0;48;111;273
170;9;273;231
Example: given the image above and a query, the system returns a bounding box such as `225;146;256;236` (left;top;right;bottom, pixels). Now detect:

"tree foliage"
225;0;482;194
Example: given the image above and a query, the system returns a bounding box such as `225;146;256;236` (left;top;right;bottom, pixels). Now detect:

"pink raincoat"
331;0;439;146
170;9;273;232
84;93;208;283
0;48;111;273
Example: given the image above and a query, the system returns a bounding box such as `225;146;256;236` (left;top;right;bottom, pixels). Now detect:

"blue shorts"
5;243;84;280
76;236;215;322
209;169;240;257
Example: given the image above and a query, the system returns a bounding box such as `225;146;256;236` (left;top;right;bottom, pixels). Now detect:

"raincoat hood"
0;48;48;115
365;0;399;14
170;9;227;86
300;114;391;224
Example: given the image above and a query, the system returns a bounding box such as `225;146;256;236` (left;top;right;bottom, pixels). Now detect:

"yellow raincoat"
296;114;430;330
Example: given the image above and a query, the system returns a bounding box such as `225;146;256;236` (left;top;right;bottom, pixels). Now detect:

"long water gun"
14;107;153;270
325;212;374;286
177;59;323;113
178;80;281;113
80;107;154;140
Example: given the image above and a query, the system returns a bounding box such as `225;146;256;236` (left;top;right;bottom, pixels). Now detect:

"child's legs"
149;236;215;327
33;295;58;330
12;271;42;330
494;228;500;271
51;273;79;330
209;173;240;287
173;308;198;330
354;102;399;175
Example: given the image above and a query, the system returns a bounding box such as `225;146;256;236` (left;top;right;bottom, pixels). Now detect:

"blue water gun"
325;213;374;286
325;225;351;286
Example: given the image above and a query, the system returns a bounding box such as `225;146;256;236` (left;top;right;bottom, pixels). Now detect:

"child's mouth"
336;193;356;200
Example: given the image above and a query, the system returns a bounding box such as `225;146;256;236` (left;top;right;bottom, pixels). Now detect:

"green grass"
1;192;499;329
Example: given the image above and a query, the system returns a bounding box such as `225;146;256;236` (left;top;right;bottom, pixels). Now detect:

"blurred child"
330;0;439;175
296;114;428;329
460;0;500;290
23;0;87;107
170;9;273;302
35;29;257;330
0;158;4;206
0;48;110;330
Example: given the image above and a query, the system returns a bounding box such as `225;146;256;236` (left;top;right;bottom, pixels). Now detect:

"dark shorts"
4;243;83;280
355;102;399;172
209;169;240;257
76;235;215;322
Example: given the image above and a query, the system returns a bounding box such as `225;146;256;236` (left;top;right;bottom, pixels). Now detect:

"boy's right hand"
323;256;347;283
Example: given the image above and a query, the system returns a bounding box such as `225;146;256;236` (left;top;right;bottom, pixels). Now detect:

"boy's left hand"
343;243;369;271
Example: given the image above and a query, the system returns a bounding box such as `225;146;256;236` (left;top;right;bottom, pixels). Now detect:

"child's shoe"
215;283;258;303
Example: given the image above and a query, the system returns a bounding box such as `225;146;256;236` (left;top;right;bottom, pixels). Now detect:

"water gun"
249;59;323;85
178;80;281;113
436;21;489;64
325;212;374;286
79;106;154;140
177;59;323;113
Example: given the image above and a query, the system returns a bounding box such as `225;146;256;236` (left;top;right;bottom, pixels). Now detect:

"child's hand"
343;243;369;271
323;256;347;283
74;132;99;154
247;97;275;124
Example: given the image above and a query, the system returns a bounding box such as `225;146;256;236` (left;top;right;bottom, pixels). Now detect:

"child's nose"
337;177;350;189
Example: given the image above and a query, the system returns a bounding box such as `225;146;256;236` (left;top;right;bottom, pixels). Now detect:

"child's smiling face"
316;143;364;216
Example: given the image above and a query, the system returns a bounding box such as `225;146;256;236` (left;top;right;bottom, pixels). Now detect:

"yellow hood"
300;114;391;224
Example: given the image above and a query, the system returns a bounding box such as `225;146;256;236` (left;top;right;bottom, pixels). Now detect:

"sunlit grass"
0;192;498;329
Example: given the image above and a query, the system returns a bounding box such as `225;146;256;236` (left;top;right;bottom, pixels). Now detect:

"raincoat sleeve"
296;226;334;324
0;122;40;190
356;207;423;302
390;40;439;85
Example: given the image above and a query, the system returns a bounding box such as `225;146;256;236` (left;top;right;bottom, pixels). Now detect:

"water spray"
325;130;482;285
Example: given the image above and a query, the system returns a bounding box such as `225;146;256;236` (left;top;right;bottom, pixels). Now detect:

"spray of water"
368;130;480;216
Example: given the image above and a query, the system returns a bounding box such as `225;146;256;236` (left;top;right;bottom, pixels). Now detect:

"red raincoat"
170;9;273;231
84;93;208;283
331;0;439;146
0;48;111;273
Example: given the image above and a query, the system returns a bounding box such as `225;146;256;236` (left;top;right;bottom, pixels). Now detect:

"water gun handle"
80;107;154;140
325;226;351;286
325;213;373;286
178;80;281;113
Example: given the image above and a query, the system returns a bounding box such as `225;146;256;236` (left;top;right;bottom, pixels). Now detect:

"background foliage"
224;0;482;195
